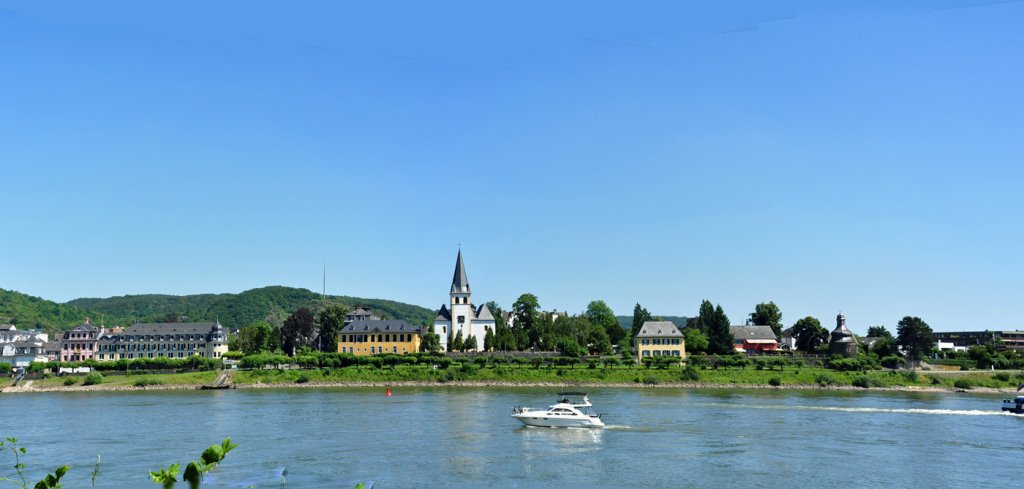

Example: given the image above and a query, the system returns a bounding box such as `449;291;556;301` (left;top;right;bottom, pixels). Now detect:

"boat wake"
703;402;1023;417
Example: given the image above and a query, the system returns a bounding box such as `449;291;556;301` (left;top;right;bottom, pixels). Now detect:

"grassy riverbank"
7;365;1023;393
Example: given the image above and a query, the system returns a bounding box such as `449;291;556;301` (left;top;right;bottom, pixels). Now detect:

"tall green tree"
420;331;441;353
749;302;783;338
630;303;653;344
512;293;540;350
316;304;348;352
483;327;495;352
586;300;624;346
896;316;935;364
281;307;315;356
451;330;465;352
684;327;708;353
487;301;516;351
791;316;828;352
706;304;734;355
691;300;717;335
866;325;893;339
236;320;281;355
463;334;478;352
234;319;278;353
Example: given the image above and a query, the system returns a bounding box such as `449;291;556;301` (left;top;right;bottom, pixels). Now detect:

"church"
432;250;494;352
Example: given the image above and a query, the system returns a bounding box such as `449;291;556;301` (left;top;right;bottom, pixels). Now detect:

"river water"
2;387;1021;488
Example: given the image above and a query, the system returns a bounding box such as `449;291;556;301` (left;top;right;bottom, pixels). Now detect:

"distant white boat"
512;392;605;428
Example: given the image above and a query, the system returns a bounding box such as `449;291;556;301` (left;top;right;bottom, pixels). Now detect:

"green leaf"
148;463;180;485
220;438;238;456
200;446;223;466
183;461;203;489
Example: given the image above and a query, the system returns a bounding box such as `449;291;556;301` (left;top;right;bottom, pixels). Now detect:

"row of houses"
0;325;52;367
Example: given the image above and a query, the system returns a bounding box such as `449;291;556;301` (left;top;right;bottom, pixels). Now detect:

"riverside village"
3;250;1024;394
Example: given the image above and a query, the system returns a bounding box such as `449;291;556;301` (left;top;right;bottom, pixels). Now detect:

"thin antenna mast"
322;263;326;300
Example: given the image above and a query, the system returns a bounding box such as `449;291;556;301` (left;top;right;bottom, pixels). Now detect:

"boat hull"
512;413;604;428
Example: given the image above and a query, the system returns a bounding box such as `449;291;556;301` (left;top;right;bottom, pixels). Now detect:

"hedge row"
27;356;222;373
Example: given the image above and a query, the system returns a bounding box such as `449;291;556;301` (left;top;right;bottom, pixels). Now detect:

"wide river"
1;387;1021;488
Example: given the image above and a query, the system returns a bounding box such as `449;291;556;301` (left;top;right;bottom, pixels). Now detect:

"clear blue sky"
3;1;1022;334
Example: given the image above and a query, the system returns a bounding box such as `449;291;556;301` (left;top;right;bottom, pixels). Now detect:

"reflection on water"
2;388;1023;488
516;425;604;450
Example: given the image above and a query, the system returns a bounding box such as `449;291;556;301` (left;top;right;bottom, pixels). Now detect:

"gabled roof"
730;325;778;342
860;336;884;349
341;320;421;334
475;304;495;321
636;321;683;337
120;322;221;335
69;323;100;333
435;304;451;322
349;307;373;316
450;250;470;294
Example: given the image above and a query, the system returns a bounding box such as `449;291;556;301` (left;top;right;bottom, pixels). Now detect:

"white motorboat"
512;392;605;428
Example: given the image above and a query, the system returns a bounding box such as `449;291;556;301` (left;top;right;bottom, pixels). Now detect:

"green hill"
0;288;94;330
1;286;436;331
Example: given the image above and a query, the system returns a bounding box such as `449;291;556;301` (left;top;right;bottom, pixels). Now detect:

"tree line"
231;295;941;366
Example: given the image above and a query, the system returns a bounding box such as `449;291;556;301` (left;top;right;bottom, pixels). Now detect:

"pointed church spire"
450;249;470;294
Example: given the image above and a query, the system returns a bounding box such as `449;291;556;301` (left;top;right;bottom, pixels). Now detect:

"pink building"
60;318;101;362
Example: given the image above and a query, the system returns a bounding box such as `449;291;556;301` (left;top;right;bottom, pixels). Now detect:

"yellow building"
338;320;421;356
635;321;685;364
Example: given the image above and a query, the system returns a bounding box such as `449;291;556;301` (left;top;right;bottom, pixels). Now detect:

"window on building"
642;350;650;357
458;316;465;324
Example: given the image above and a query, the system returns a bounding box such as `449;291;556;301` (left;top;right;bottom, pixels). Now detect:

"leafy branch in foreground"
0;437;70;489
149;438;238;489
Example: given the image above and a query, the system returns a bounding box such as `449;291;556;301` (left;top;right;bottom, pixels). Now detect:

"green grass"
27;365;1024;390
32;371;219;388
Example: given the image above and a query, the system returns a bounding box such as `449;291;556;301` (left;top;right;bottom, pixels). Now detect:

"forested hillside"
0;288;96;330
1;286;435;331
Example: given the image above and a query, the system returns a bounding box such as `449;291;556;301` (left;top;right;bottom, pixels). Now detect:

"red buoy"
386;386;392;397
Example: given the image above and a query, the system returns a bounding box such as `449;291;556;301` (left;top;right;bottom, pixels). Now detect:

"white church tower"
432;250;494;352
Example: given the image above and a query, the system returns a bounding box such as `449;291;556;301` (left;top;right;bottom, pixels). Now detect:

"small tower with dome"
829;312;858;358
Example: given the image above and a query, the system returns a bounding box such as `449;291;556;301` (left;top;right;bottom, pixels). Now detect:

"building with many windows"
634;321;685;364
933;330;1024;351
1;325;50;366
338;320;421;355
60;319;101;362
94;321;228;361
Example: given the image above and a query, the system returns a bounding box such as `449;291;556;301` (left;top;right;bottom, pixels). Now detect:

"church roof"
450;250;470;294
475;304;495;321
435;304;451;321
